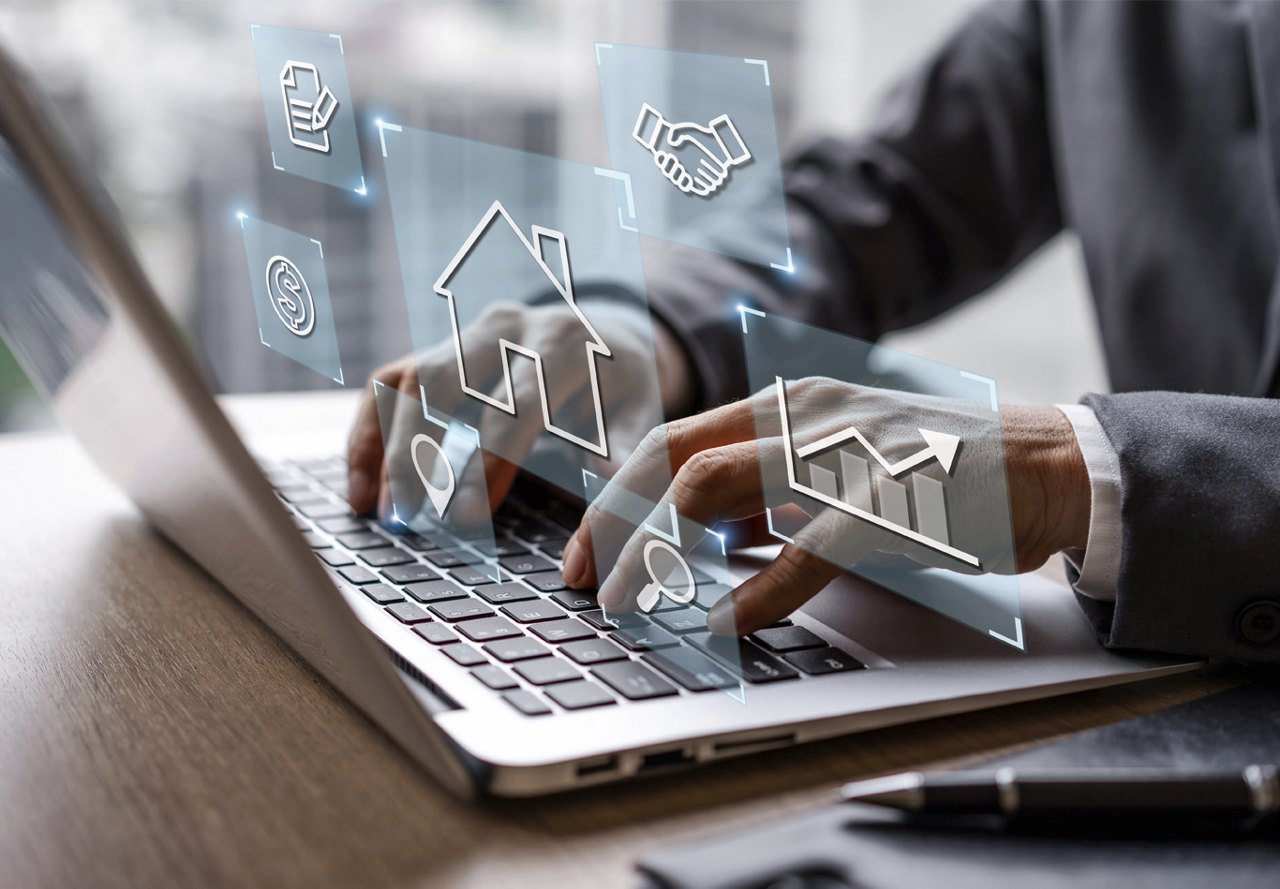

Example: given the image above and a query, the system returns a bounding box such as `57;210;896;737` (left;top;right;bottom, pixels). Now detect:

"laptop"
0;47;1199;798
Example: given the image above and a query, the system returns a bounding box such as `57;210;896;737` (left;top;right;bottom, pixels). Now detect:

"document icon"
279;60;339;154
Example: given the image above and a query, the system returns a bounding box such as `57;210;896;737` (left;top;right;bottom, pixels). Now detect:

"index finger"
347;359;410;514
564;395;764;590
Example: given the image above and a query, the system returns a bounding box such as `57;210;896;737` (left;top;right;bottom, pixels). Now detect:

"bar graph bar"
808;464;840;501
876;476;910;528
839;451;873;512
912;473;949;545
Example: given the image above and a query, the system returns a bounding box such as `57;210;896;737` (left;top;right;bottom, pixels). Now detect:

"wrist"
1002;404;1092;571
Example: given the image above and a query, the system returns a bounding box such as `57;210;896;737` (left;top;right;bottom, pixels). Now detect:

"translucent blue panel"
379;123;669;500
582;471;747;702
596;44;792;271
239;215;344;384
373;382;499;579
741;309;1025;650
250;24;366;194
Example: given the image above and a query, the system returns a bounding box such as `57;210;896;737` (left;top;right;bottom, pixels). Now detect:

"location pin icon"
409;433;457;518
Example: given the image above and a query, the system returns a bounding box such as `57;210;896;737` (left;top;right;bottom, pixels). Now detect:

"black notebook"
638;682;1280;889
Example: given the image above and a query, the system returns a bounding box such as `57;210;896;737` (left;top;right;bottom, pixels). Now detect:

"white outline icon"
410;433;457;518
433;200;612;459
636;538;697;613
632;103;752;197
279;60;339;153
775;376;980;569
264;254;316;337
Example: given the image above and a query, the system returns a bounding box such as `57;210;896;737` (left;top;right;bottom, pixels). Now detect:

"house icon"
432;200;613;459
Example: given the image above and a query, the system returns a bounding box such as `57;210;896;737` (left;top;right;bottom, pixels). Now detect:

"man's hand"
347;300;692;522
560;377;1091;636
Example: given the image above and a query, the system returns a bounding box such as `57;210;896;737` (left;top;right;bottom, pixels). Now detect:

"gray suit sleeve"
1080;391;1280;661
646;0;1063;410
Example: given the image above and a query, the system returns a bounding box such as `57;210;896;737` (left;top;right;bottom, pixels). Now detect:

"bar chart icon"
775;377;981;569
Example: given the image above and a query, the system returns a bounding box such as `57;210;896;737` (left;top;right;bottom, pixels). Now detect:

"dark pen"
842;766;1280;821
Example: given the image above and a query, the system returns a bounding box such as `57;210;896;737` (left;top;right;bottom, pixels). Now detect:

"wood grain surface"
0;395;1238;889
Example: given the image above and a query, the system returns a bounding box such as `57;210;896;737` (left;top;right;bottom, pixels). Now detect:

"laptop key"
399;534;436;552
450;565;501;587
520;526;570;545
316;549;354;568
413;622;458;645
318;516;364;534
456;616;523;643
692;582;732;611
487;538;529;558
299;501;353;520
591;661;679;700
483;637;552;663
499;553;556;575
302;531;330;549
336;532;388;551
443;645;487;667
561;638;629;665
614;625;681;651
537;539;568;560
338;565;380;585
422;549;482;568
547;589;598;612
644;649;737;691
784;647;865;675
544;681;615;710
513;657;583;686
361;584;404;605
653;608;708;634
689;635;800;684
359;547;414;568
428;600;495;622
381;563;439;585
523;570;569;593
471;665;518;691
474;582;538;605
530;619;596;644
502;689;553;716
500;600;568;624
751;626;826;653
404;580;469;604
385;602;431;623
580;609;647;631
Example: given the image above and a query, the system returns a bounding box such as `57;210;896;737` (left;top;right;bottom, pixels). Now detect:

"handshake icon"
632;103;752;198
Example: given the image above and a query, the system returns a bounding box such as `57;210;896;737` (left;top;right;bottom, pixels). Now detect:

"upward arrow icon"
795;423;961;477
433;201;612;459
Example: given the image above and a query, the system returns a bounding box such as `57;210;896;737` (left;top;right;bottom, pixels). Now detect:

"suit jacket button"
1237;601;1280;646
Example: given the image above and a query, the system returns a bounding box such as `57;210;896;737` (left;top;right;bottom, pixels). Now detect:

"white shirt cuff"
1054;403;1122;601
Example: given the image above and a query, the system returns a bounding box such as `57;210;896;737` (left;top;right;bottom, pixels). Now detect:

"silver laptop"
0;47;1198;798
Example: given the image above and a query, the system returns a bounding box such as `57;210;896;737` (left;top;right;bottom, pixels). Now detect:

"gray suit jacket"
645;0;1280;662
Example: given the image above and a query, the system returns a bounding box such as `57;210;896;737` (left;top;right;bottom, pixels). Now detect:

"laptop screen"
0;132;109;400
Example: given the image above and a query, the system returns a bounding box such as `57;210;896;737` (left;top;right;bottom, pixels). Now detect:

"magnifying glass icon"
636;538;697;613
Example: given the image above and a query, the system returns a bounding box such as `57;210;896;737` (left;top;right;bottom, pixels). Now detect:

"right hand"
347;299;690;521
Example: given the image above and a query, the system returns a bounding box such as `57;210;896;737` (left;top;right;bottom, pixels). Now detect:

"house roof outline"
432;200;613;459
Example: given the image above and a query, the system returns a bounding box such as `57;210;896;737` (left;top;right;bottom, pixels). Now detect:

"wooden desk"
0;393;1235;889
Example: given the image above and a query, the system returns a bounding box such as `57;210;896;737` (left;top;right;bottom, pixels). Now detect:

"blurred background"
0;0;1107;432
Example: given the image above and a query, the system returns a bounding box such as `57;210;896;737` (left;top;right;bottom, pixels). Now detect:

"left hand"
560;377;1091;636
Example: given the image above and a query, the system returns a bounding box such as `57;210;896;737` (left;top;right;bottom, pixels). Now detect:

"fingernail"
706;597;738;636
597;576;625;610
562;535;587;587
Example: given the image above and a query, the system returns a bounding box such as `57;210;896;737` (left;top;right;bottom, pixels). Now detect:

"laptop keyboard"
263;456;867;716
